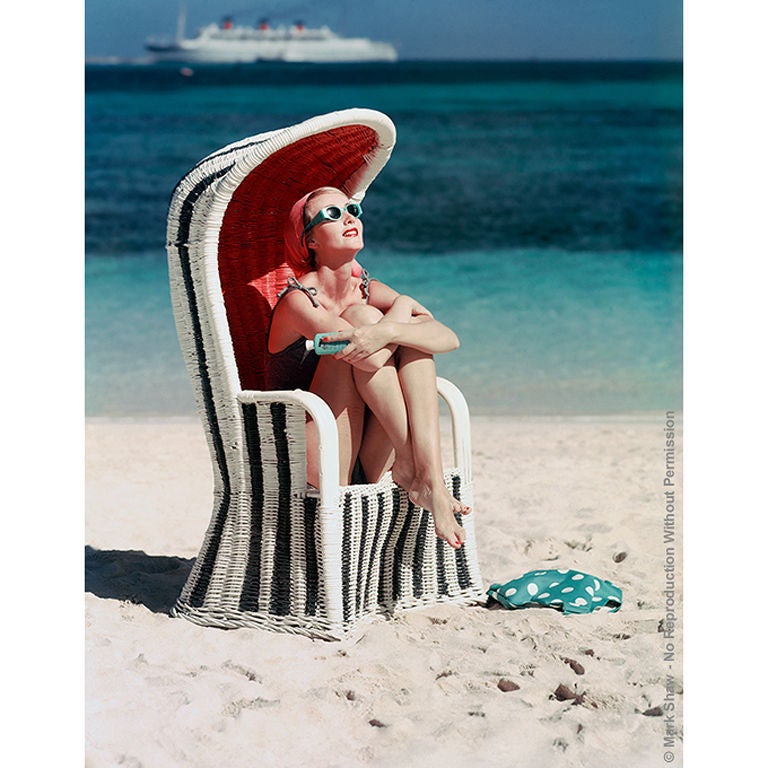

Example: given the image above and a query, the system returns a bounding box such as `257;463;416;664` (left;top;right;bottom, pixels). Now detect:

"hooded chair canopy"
169;111;394;399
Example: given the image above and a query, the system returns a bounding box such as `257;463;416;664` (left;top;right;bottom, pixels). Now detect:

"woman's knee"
341;303;384;327
341;303;394;371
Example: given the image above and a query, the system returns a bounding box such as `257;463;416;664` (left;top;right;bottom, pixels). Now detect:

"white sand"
85;414;683;767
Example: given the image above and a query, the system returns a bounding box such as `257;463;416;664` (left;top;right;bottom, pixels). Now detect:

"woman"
267;186;469;549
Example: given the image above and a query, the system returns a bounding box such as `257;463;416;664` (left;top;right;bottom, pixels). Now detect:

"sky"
85;0;683;61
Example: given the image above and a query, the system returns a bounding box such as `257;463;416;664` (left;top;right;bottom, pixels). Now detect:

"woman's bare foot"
391;458;415;494
450;496;472;515
407;477;467;549
392;460;471;518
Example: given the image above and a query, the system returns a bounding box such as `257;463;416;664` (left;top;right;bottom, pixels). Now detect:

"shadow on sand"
84;545;193;615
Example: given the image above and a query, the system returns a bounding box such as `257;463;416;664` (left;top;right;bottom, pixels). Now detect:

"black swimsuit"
265;272;371;390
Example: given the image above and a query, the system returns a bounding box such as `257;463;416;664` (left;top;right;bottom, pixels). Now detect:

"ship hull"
146;38;397;64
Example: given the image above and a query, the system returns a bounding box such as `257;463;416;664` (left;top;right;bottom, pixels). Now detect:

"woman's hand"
326;322;395;365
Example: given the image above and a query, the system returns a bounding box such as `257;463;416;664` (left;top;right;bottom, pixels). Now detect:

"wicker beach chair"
166;108;484;639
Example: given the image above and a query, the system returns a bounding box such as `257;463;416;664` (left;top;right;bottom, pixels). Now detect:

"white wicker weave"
166;108;484;639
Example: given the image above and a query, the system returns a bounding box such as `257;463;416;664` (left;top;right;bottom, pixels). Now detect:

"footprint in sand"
222;697;280;717
520;538;560;561
222;660;262;683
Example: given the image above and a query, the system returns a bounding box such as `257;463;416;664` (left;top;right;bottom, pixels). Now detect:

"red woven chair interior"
218;125;379;390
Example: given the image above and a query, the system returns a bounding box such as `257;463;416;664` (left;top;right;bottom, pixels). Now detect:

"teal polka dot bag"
487;569;623;615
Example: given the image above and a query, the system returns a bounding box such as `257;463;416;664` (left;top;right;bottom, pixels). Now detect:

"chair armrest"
236;389;341;506
237;388;345;626
436;377;472;485
238;379;471;492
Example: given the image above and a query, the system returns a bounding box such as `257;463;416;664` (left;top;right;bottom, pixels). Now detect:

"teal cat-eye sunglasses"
302;203;363;238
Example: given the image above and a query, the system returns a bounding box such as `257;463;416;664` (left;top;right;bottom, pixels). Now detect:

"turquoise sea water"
85;61;682;417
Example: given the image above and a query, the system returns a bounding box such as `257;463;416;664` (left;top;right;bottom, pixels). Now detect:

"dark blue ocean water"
85;61;682;417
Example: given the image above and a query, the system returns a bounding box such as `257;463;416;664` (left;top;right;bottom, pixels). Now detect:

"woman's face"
303;190;364;263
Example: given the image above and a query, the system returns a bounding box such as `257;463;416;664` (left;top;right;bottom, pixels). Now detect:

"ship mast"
176;1;187;43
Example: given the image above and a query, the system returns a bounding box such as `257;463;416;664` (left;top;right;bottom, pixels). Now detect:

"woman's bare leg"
308;354;366;486
351;362;411;481
396;346;468;548
340;305;468;547
356;411;395;483
339;303;411;483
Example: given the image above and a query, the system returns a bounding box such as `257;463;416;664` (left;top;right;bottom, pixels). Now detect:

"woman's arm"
269;288;395;371
382;294;459;351
332;286;460;364
368;280;433;317
334;310;458;360
267;289;355;353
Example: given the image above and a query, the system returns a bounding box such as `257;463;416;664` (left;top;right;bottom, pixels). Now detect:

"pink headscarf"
282;191;364;277
282;192;312;276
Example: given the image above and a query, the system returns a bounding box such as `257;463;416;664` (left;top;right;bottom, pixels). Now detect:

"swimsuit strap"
278;276;320;308
278;271;371;306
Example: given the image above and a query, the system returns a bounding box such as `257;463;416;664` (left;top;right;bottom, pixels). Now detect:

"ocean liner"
145;5;397;63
